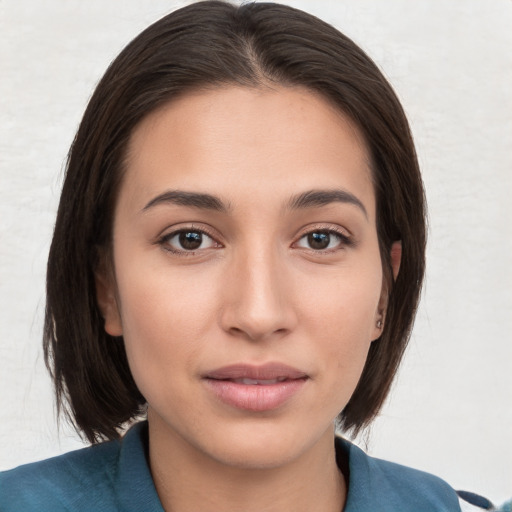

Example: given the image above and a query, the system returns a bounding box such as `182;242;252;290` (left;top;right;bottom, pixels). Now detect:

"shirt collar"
116;422;164;511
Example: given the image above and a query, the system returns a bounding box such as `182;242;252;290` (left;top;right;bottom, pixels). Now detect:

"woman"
0;2;497;510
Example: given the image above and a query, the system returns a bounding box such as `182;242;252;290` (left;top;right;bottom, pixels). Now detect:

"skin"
97;85;400;512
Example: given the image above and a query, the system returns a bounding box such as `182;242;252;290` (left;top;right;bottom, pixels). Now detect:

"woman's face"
99;85;389;468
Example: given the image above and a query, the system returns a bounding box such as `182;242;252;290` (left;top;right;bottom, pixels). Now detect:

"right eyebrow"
141;190;230;213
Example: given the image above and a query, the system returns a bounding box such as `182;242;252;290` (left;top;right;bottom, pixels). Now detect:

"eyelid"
295;222;353;239
156;223;223;255
292;224;355;251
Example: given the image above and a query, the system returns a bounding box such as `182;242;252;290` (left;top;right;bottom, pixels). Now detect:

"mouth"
203;363;309;411
204;362;308;381
226;377;289;385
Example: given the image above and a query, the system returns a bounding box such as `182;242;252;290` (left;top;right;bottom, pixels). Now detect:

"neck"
148;417;346;512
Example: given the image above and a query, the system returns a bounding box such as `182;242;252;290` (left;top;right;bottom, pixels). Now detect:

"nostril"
226;325;291;342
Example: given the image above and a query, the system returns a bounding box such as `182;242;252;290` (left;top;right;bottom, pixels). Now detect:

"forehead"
120;85;375;218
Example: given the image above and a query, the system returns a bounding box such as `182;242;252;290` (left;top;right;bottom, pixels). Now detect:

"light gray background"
1;0;511;504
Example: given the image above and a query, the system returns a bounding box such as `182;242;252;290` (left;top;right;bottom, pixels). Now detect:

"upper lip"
204;363;308;381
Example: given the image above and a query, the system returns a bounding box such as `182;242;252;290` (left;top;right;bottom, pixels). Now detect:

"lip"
203;363;309;412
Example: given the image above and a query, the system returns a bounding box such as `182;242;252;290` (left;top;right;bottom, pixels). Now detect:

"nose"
219;246;298;342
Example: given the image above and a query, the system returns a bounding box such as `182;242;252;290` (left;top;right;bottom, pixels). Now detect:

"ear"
95;263;123;337
390;240;402;281
373;241;402;339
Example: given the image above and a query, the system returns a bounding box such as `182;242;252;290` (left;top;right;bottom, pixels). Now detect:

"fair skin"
97;85;400;512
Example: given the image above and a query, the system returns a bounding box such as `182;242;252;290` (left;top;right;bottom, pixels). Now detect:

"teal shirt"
0;422;462;511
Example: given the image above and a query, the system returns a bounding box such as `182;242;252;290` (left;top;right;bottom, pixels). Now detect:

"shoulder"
0;422;162;512
0;438;122;511
337;437;465;511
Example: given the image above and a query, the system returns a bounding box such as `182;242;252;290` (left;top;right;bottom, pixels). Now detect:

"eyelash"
157;226;221;256
294;226;354;254
157;225;354;256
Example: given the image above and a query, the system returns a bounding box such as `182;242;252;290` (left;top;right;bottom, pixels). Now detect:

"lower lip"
204;378;307;411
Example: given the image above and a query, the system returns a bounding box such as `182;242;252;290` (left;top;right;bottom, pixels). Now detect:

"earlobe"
371;311;384;341
95;269;123;337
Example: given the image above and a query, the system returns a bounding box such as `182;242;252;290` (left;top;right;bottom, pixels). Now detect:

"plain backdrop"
1;0;511;505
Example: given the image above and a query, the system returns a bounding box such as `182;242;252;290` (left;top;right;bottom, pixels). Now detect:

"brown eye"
296;229;350;251
308;232;330;249
179;231;203;250
162;229;218;253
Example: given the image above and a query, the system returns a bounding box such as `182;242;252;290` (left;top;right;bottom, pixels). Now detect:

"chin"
209;438;303;470
197;418;333;470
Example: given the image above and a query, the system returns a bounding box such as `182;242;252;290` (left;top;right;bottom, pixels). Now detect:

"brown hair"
44;0;426;443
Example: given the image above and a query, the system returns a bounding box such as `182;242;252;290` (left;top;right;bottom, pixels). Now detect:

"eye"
160;229;219;253
295;229;351;251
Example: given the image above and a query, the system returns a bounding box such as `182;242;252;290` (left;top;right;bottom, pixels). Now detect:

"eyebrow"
287;189;368;218
142;190;230;213
142;188;367;218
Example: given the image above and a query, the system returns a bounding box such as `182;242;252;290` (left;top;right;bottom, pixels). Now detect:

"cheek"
296;263;383;375
113;258;221;394
300;264;382;335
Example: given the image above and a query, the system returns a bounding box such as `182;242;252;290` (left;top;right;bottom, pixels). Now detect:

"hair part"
44;0;426;443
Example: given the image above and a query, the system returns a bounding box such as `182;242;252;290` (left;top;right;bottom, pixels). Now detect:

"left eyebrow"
287;189;368;219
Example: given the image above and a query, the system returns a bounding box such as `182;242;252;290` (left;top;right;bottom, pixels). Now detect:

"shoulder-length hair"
44;0;426;443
